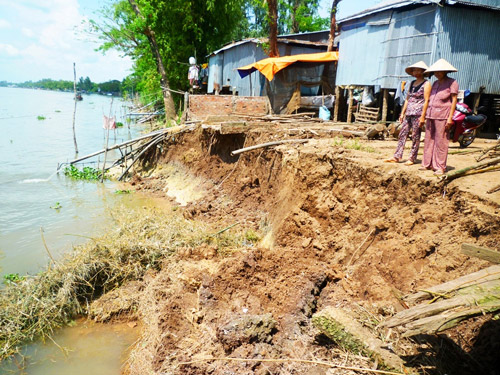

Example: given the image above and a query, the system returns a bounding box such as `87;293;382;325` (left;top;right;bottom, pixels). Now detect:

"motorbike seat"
465;114;486;125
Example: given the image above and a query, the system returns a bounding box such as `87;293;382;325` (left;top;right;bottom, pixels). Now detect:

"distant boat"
75;93;83;101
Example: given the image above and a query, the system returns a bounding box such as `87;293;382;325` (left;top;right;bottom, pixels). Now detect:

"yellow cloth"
237;51;339;81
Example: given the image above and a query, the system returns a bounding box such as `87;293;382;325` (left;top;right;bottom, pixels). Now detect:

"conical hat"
425;58;458;73
405;61;429;75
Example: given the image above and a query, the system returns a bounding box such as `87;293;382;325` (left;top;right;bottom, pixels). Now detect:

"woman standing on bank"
386;61;431;165
421;59;459;175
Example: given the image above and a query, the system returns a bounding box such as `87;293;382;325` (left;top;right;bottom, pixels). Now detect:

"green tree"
244;0;328;37
89;0;247;118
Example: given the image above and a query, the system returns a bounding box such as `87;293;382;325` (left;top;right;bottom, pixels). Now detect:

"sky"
0;0;380;84
0;0;132;83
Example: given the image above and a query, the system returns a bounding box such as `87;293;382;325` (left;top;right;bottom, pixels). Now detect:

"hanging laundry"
103;115;116;130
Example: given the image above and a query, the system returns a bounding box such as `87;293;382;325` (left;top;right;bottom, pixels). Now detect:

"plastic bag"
362;86;375;106
319;106;331;121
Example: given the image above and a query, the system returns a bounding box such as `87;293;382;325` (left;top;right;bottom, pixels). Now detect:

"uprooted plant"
0;206;256;361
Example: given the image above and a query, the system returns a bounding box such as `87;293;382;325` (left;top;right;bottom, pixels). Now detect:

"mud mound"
127;127;500;375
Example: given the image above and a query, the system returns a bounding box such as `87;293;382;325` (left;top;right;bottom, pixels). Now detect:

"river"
0;87;144;374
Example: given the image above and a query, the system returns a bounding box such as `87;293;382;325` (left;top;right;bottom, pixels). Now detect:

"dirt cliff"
124;126;500;375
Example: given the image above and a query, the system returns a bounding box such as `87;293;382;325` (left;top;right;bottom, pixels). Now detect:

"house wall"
207;42;326;96
188;95;270;121
381;6;437;88
335;10;393;87
433;6;500;94
336;3;500;94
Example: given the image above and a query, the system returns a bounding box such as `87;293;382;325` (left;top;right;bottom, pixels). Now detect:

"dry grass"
0;206;243;361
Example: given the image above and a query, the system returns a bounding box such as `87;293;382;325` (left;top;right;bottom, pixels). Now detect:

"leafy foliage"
64;165;106;181
3;274;24;285
245;0;328;37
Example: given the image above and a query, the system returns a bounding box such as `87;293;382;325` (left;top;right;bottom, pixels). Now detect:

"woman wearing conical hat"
420;59;459;175
385;61;431;165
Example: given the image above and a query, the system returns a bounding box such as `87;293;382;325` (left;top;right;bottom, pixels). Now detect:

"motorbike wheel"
459;131;476;148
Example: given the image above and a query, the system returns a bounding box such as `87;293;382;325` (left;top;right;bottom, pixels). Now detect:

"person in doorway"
420;59;459;175
385;61;431;165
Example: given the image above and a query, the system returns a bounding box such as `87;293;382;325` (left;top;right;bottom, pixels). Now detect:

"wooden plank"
405;265;500;304
359;105;379;113
461;243;500;264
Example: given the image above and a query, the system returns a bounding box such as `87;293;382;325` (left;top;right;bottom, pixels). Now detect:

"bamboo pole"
68;129;166;165
442;156;500;181
118;134;165;181
101;98;114;182
72;62;79;155
230;139;309;156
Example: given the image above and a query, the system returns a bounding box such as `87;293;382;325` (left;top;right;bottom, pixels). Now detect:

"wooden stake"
382;89;389;123
347;88;354;124
72;63;79;155
334;86;340;122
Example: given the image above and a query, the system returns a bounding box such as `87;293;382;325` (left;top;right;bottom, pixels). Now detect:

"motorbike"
450;103;487;148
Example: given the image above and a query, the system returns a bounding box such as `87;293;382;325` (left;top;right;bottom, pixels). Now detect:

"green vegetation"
37;115;46;121
64;165;106;181
3;273;24;285
332;136;377;153
114;189;133;194
88;0;328;109
0;77;127;96
50;202;62;210
0;206;254;360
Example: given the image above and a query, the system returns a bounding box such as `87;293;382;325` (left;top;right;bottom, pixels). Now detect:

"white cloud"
0;43;19;56
0;19;10;28
0;0;132;82
21;28;35;38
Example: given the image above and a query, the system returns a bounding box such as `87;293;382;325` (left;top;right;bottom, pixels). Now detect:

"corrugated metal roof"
210;37;327;57
210;38;264;56
338;0;499;24
338;0;438;23
447;0;500;11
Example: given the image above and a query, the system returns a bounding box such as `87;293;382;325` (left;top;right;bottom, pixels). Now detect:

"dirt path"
124;126;500;375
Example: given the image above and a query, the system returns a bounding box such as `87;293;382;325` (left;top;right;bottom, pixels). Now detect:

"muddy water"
0;321;139;375
0;87;152;374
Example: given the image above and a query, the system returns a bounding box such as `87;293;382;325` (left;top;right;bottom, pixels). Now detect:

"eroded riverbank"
122;126;500;374
2;123;499;375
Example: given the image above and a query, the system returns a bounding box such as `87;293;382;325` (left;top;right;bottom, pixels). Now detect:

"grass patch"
114;189;133;194
332;136;376;153
64;165;106;181
0;207;249;360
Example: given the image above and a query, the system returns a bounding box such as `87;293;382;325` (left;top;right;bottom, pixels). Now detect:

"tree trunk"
128;0;176;119
327;0;341;52
268;0;279;57
291;0;299;34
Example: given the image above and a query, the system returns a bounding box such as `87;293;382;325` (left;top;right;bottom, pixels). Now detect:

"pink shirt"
426;77;459;120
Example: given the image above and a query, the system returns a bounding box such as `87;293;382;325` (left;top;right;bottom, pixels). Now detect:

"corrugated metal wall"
336;3;500;93
335;11;392;86
208;42;325;96
433;6;500;94
381;6;437;88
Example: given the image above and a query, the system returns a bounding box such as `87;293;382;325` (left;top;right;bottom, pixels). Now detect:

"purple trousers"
422;119;450;172
394;115;421;162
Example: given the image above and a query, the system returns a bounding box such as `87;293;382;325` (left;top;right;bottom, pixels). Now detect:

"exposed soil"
124;125;500;375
